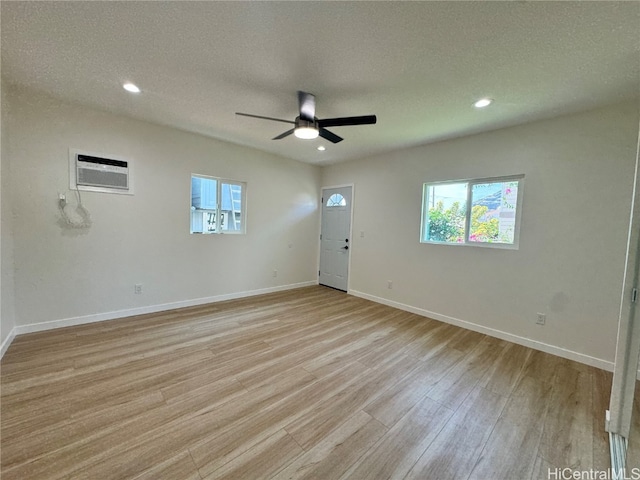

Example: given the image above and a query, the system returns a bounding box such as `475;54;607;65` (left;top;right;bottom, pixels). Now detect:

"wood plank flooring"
1;286;613;479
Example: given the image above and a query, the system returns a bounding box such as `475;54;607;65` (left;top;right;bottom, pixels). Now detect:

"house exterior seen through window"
191;175;246;234
421;175;523;248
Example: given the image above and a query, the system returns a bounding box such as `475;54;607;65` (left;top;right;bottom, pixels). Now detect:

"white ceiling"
2;1;639;165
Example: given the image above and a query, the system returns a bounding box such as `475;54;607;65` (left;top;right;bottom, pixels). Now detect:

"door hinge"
320;234;322;240
632;287;638;304
318;270;321;276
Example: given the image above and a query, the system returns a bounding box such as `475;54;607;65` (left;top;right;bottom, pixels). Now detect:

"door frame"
318;183;355;293
607;122;640;468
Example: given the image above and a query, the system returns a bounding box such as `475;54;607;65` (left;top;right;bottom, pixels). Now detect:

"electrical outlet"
536;313;546;325
272;270;278;278
135;284;143;295
387;280;393;289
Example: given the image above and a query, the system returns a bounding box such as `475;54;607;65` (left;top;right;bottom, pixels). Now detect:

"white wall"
322;102;640;365
4;85;321;330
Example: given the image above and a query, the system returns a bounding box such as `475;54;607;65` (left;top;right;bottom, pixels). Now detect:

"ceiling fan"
236;91;377;144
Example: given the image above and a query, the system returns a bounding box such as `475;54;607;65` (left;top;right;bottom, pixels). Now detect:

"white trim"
608;117;640;437
350;289;615;372
0;328;17;359
11;282;316;336
321;183;356;190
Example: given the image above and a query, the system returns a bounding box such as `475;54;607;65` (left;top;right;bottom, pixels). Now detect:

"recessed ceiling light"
474;98;492;108
123;83;141;93
317;146;326;151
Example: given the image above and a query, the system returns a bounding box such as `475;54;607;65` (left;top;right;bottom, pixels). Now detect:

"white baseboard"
0;327;17;359
3;282;640;380
9;281;317;339
349;289;618;373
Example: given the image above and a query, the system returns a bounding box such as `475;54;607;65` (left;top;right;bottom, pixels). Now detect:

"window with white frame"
190;175;246;234
421;175;523;248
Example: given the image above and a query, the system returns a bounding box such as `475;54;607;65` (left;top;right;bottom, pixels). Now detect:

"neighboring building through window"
191;175;245;234
421;175;523;248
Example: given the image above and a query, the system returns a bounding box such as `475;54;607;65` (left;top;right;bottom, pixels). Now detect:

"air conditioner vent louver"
70;150;133;195
78;166;128;189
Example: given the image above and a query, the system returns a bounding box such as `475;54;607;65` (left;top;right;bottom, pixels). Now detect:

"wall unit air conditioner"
69;149;134;195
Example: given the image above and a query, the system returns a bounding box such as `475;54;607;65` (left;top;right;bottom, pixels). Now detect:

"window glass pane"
190;175;246;235
191;176;217;234
191;177;217;210
469;180;519;244
326;193;346;207
221;182;243;232
424;183;467;243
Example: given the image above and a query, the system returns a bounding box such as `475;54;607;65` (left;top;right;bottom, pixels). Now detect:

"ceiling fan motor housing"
295;116;318;130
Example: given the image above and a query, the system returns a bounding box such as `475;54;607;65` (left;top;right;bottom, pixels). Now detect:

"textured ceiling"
2;1;639;165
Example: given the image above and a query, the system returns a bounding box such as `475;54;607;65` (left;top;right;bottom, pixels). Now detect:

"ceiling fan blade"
318;115;377;128
297;91;316;121
236;112;295;124
319;128;343;144
272;129;295;140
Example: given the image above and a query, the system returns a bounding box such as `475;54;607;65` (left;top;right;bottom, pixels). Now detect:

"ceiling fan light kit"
294;118;320;139
236;91;376;144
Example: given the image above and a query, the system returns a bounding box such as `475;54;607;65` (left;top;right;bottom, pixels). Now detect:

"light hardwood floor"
1;286;614;479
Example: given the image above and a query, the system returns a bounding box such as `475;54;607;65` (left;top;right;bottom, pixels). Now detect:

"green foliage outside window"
427;201;465;243
427;202;506;244
469;205;499;242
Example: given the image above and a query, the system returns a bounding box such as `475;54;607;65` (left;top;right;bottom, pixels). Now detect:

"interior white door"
319;186;352;291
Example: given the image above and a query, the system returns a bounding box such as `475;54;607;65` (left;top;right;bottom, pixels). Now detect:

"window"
421;175;523;248
190;175;246;234
326;193;347;207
